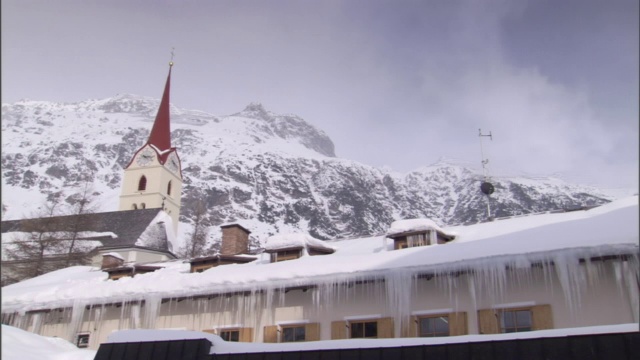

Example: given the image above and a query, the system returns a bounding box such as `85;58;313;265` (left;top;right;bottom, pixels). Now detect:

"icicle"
143;295;161;329
130;303;141;329
552;252;587;316
67;300;87;341
385;269;413;337
622;258;640;322
429;229;437;246
467;276;477;311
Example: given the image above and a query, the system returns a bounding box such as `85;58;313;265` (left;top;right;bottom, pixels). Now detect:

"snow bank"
103;252;125;261
264;233;335;251
386;218;455;238
1;325;96;360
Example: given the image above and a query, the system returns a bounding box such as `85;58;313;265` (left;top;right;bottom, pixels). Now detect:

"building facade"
1;197;637;350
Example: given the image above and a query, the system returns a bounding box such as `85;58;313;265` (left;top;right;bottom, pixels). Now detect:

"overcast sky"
2;0;638;190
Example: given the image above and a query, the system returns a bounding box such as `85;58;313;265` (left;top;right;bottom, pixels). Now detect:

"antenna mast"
479;129;494;220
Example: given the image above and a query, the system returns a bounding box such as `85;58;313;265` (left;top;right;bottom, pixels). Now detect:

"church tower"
119;61;182;235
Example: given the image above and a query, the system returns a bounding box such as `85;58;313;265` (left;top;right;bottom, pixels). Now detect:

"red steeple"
147;62;173;155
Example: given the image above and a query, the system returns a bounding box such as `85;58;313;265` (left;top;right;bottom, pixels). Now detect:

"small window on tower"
141;203;146;209
138;176;147;191
167;181;172;196
132;204;138;210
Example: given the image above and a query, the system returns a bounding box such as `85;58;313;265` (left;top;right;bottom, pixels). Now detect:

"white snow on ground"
105;324;640;354
1;196;637;313
1;325;96;360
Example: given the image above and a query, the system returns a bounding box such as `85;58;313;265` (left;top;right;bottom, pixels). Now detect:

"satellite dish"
480;181;495;195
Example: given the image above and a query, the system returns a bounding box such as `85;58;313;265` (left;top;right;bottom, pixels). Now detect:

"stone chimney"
101;253;125;270
220;224;251;255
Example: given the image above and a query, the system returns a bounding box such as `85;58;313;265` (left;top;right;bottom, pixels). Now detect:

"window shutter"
263;325;278;343
239;327;253;342
377;317;394;338
531;305;553;330
448;312;468;336
331;321;347;339
477;309;499;334
201;329;215;335
305;323;320;341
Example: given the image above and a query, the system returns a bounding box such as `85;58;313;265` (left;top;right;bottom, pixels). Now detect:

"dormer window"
264;233;335;263
394;230;437;250
386;219;456;250
104;264;162;280
138;176;147;191
271;249;302;262
188;254;257;272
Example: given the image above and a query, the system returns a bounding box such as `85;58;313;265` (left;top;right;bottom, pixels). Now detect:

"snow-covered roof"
1;196;637;313
264;233;335;251
385;218;455;238
102;252;125;261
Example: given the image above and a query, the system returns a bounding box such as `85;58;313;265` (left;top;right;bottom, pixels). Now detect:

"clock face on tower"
136;148;155;166
166;152;180;175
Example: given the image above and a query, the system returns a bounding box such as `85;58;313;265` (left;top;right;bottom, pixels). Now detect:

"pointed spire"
147;61;173;154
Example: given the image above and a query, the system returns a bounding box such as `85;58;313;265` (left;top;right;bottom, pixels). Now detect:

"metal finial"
169;47;175;66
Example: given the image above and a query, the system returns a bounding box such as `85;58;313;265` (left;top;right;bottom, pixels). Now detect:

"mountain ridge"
1;95;624;247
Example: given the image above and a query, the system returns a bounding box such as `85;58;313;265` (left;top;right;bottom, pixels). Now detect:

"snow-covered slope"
1;96;623;247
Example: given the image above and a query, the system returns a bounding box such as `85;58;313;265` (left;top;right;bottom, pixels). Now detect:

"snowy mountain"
0;95;621;246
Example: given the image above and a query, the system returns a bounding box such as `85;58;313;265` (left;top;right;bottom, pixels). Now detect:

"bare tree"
177;194;211;259
62;179;100;266
2;198;67;282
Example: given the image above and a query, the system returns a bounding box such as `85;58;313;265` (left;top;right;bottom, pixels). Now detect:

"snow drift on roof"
386;218;454;238
1;196;637;313
264;233;335;251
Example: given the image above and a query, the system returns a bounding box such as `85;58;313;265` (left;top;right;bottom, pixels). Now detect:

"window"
418;315;449;337
220;329;240;342
500;308;532;333
167;181;172;196
138;176;147;191
272;250;301;262
132;204;138;210
265;323;319;343
350;320;378;338
281;325;306;342
141;203;146;209
76;333;90;348
478;305;551;335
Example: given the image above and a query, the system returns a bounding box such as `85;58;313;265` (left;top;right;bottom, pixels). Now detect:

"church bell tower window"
138;176;147;191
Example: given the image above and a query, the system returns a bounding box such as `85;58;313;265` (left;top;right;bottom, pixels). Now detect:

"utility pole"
479;129;495;220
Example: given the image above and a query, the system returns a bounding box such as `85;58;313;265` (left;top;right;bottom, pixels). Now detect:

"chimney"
101;253;125;270
220;224;251;255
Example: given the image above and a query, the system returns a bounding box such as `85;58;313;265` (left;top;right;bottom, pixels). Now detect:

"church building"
1;61;182;285
118;60;182;234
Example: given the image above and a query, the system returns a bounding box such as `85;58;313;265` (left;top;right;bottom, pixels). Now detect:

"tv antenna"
479;129;494;219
